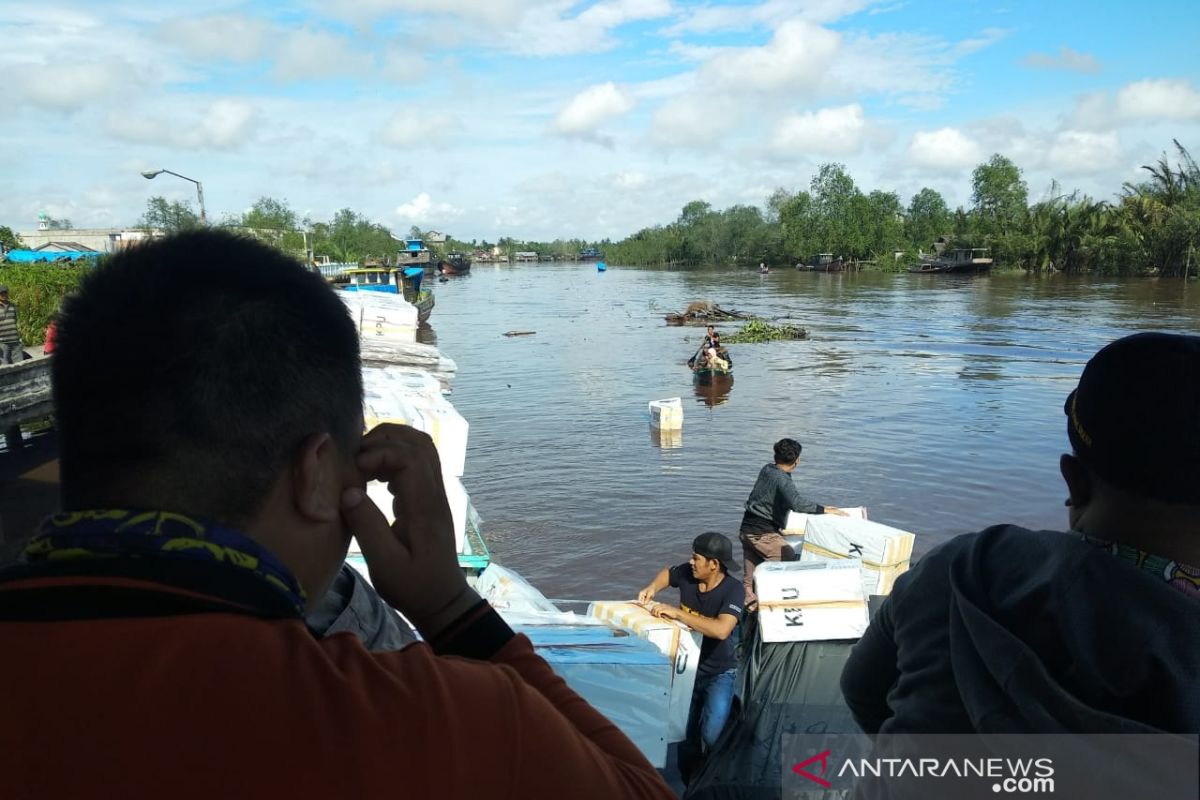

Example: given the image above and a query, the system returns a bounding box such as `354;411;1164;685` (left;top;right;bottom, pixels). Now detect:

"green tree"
905;188;952;252
139;196;201;233
243;196;298;232
864;190;905;257
1119;141;1200;277
971;154;1029;263
0;226;22;252
810;163;867;258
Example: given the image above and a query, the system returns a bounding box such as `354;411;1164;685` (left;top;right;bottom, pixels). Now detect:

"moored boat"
397;238;435;271
907;247;993;274
342;266;434;321
437;252;472;275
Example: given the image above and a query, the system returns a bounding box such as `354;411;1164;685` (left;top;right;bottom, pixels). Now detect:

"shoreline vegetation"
3;141;1197;346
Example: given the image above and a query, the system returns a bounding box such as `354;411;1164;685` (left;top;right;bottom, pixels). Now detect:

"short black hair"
53;229;363;524
774;438;802;464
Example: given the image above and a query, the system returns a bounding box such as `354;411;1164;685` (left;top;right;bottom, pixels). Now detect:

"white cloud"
649;94;739;147
554;82;635;138
9;59;139;111
319;0;538;26
908;128;983;170
273;28;376;80
663;0;874;35
395;192;463;223
508;0;673;56
1115;79;1200;121
381;112;462;148
1045;130;1121;175
772;104;866;156
701;19;840;94
106;99;258;150
611;170;647;189
160;15;271;62
953;27;1012;58
1020;45;1101;74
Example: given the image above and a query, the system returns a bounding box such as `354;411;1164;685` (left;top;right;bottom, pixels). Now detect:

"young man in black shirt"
637;532;744;783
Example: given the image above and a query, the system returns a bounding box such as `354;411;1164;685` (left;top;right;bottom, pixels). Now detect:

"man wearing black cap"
840;332;1200;736
0;285;21;364
637;531;744;782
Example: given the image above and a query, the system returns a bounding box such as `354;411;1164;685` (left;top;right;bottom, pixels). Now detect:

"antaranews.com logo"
781;733;1197;800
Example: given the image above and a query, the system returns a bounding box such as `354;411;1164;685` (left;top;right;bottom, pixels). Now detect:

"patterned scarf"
14;509;307;614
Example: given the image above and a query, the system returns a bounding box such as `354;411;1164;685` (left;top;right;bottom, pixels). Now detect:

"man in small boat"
637;532;744;785
0;230;675;800
841;332;1200;738
739;438;848;608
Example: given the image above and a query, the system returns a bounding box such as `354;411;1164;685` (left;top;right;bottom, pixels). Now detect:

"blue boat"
398;238;435;271
342;266;434;321
596;261;607;272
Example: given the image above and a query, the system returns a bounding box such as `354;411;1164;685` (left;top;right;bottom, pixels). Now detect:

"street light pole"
141;169;207;224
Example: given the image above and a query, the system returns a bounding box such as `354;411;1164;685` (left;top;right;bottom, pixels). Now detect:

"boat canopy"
402;267;424;293
404;239;426;252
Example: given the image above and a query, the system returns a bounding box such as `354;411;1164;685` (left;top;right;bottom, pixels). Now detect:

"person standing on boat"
637;532;743;785
739;438;847;608
0;285;22;364
840;333;1200;740
0;230;675;800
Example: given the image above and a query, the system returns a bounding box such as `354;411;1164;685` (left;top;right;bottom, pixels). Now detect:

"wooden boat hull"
693;367;733;381
693;371;733;407
414;291;434;322
438;261;471;275
907;262;992;274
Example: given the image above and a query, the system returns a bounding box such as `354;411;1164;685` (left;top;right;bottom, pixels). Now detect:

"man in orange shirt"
0;230;674;800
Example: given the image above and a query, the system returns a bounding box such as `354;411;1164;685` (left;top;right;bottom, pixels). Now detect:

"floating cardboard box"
754;560;868;643
648;397;683;430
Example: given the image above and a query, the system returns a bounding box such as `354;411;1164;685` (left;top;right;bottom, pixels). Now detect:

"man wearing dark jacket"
740;437;846;606
841;332;1200;736
0;231;674;799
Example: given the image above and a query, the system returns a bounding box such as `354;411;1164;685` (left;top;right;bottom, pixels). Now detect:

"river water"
425;263;1200;601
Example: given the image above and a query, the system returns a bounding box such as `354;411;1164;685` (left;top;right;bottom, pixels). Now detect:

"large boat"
796;253;843;272
579;246;603;262
342;266;434;321
437;252;472;276
908;247;993;274
397;238;435;272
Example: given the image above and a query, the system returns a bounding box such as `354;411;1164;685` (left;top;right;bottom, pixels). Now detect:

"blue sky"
2;0;1198;241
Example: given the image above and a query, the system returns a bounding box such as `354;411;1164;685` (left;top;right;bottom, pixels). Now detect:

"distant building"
18;225;152;254
426;231;448;243
514;251;538;262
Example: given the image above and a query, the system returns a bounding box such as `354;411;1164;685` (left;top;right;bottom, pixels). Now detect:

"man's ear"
1060;453;1091;519
292;432;340;523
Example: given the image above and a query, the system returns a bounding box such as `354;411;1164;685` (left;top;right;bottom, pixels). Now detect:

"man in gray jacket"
841;332;1200;736
739;437;846;607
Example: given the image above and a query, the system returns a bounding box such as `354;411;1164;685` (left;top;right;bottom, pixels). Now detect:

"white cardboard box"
588;601;702;743
648;397;683;430
364;470;468;554
797;515;915;596
754;560;869;642
339;292;418;344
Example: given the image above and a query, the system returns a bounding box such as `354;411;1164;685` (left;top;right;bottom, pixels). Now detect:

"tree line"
604;141;1200;277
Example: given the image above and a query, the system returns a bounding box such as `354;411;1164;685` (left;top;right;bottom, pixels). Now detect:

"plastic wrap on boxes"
648;397;683;430
514;623;672;767
338;291;418;344
363;391;469;478
796;515;915;596
754;560;868;642
477;563;562;616
588;601;702;743
783;505;868;533
362;365;443;398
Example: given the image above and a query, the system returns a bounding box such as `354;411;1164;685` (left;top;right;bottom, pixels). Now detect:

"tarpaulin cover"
4;250;98;263
683;613;862;799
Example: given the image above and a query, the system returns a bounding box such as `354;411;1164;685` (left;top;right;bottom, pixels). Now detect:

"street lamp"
141;169;207;225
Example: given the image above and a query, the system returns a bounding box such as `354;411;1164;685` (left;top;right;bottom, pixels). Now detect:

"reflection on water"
649;426;683;449
423;264;1200;599
692;374;734;407
416;322;437;346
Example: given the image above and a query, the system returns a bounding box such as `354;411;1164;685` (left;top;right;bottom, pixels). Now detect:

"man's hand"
648;602;682;622
636;585;657;604
826;506;850;516
339;423;478;639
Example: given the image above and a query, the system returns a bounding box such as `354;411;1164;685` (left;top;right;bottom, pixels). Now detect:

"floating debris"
664;301;753;326
503;330;537;337
722;319;808;343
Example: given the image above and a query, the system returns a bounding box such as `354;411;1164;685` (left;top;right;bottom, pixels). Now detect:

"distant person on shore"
0;285;22;364
638;532;744;785
0;230;674;800
740;438;848;608
841;332;1200;735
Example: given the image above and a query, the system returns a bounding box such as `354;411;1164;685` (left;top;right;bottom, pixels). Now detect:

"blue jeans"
680;668;736;783
1;343;20;364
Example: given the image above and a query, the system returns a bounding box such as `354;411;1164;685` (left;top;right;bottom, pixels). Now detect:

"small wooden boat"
689;346;733;380
437;252;472;275
693;371;733;407
342;266;434;322
758;263;769;274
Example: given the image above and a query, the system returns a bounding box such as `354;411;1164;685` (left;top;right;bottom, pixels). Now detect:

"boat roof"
402;267;425;278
